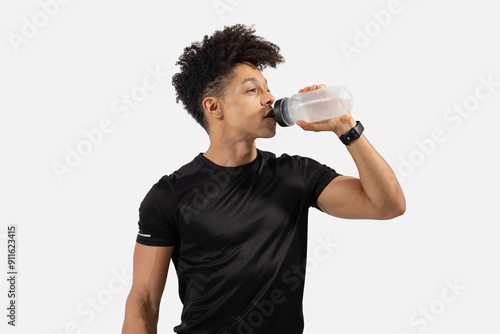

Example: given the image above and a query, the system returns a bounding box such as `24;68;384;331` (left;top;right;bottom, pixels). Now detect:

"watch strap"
339;121;364;145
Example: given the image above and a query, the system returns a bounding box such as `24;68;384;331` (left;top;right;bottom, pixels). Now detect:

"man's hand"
295;84;357;137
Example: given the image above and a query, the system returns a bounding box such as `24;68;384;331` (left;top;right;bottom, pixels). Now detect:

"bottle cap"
273;98;292;127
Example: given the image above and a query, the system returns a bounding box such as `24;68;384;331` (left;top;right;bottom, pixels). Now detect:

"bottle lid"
273;98;292;127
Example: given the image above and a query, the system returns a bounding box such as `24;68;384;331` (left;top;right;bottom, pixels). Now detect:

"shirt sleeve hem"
312;172;341;211
136;237;176;247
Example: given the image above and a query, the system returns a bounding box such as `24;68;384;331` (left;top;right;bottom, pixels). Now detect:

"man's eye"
247;88;257;93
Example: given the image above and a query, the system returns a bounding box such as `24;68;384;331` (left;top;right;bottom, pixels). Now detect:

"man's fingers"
296;120;321;132
298;84;327;93
297;118;338;132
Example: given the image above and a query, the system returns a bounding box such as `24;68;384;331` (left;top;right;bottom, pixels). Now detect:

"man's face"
214;62;276;139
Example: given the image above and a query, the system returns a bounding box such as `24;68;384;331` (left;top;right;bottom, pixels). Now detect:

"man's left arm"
296;85;406;220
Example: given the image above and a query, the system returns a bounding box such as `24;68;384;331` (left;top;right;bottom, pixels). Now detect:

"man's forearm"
344;132;405;216
122;294;159;334
329;115;405;216
294;88;405;218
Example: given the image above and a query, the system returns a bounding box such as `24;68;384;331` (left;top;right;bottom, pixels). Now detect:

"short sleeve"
291;155;341;211
136;177;179;246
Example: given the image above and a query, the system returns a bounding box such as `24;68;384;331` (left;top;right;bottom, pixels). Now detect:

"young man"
122;24;405;334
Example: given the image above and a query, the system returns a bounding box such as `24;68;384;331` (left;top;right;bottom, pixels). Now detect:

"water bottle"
273;85;353;127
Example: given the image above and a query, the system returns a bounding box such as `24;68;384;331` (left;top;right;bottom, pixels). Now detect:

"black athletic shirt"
136;149;340;333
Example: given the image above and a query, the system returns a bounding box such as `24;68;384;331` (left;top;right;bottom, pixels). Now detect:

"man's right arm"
122;243;175;334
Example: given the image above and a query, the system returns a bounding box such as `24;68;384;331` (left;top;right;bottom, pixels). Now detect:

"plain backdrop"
1;0;499;333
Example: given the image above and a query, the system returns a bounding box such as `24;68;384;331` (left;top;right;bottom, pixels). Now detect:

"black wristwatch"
339;121;364;145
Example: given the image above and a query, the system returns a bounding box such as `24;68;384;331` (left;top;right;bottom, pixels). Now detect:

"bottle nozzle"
273;98;292;127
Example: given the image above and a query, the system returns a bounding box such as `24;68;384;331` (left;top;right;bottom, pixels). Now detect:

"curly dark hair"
171;24;284;132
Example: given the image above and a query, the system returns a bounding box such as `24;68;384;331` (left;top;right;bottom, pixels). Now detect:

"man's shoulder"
156;153;204;185
154;149;316;184
259;149;310;165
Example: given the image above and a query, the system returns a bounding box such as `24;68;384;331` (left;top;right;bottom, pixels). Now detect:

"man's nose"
263;91;275;106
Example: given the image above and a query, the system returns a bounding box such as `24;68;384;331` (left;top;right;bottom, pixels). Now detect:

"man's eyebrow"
240;77;268;84
241;78;258;84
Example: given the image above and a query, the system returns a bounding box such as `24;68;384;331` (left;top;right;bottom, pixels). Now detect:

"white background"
1;0;499;333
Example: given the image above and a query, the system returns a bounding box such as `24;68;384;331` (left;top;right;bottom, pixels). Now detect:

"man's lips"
264;109;274;119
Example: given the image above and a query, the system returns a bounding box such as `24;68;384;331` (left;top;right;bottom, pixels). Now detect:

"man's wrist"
333;117;358;137
339;121;364;145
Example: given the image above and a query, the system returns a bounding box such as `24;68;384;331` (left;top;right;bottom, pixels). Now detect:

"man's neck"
203;139;258;167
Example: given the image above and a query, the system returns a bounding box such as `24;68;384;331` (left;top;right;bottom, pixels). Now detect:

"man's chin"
258;129;276;139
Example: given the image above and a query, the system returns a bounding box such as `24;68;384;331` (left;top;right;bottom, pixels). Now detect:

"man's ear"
202;96;224;120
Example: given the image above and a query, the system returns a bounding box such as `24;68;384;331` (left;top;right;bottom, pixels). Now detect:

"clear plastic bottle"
273;85;353;127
